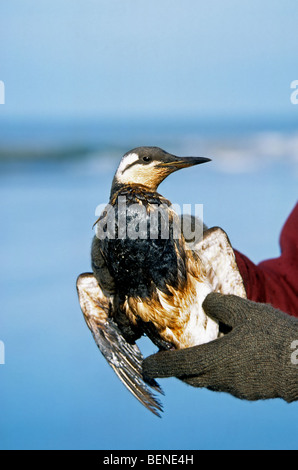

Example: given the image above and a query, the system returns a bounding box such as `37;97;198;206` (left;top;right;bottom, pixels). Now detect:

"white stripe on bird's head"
116;153;140;176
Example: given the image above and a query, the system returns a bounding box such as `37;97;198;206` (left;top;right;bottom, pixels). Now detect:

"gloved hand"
143;293;298;403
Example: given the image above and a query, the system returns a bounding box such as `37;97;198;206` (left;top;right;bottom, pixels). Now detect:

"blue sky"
0;0;298;119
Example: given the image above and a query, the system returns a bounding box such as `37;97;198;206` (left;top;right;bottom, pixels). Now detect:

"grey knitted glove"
143;293;298;403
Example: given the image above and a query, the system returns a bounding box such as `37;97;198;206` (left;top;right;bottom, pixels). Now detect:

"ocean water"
0;118;297;450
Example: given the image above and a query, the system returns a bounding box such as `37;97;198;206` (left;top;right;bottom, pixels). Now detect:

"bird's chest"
104;190;184;299
97;187;220;349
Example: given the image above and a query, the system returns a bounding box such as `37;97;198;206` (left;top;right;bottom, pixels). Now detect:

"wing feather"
76;273;163;417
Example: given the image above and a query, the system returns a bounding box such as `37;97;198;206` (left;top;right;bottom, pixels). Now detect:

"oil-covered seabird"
77;147;246;416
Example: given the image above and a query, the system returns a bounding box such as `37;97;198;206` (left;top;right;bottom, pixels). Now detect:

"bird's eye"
143;156;151;163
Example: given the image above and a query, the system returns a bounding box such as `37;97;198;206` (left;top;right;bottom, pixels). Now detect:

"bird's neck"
110;180;158;200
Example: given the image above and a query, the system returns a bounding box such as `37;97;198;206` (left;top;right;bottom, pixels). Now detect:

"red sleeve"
234;203;298;318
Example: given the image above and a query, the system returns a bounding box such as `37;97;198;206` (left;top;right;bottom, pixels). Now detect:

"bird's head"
111;147;211;194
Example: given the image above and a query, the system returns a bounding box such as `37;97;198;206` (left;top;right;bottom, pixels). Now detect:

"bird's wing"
192;227;247;298
76;273;163;417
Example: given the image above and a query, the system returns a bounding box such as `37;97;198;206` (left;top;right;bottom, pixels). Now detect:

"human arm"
235;203;298;319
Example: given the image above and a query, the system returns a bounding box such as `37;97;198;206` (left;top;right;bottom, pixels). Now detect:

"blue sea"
0;117;297;450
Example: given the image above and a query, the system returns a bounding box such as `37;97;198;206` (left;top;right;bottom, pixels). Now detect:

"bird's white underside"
181;227;246;347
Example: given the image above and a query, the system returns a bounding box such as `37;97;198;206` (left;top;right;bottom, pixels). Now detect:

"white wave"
182;131;298;175
68;131;298;178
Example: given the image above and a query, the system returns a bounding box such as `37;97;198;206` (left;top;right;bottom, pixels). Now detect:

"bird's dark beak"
158;154;211;171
